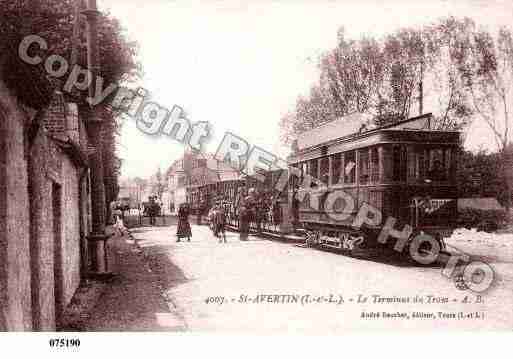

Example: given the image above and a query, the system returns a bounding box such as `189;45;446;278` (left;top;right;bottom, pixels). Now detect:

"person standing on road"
114;214;127;236
211;202;227;243
148;196;157;226
176;203;192;242
235;187;245;228
247;188;258;231
239;188;257;241
197;198;206;225
238;191;251;241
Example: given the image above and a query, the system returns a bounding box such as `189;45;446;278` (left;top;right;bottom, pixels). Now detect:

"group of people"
176;203;192;242
208;202;227;243
175;201;227;243
174;187;283;243
144;196;162;226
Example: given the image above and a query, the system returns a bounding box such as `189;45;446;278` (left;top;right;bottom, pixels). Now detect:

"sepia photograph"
0;0;512;354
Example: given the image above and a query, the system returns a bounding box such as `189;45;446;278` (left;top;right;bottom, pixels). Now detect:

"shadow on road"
124;215;178;229
133;235;189;299
76;233;189;331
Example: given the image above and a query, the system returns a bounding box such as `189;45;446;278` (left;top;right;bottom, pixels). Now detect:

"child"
114;214;127;236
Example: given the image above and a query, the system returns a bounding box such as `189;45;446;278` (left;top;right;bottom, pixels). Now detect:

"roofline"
292;113;461;155
376;113;432;130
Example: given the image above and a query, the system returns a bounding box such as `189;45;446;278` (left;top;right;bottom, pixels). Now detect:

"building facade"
0;77;91;331
165;158;187;214
163;151;240;214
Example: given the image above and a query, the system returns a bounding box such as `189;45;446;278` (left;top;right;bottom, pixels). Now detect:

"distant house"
164;151;239;214
186;152;240;187
165;158;188;214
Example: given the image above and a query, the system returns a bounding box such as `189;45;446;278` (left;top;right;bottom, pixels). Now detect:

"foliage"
1;0;140;104
457;208;507;231
103;117;122;205
279;17;509;146
458;144;513;207
442;18;513;209
152;167;167;201
280;16;512;209
1;0;140;205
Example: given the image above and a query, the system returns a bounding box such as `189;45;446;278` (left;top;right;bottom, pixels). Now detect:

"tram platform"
224;224;305;244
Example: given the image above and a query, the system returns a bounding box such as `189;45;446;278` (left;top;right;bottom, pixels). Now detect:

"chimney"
66;102;80;145
42;91;67;141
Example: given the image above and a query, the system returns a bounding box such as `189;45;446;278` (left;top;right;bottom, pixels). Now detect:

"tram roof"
290;113;460;162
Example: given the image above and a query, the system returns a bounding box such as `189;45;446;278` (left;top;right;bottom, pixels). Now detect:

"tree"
279;16;512;211
422;18;474;131
153;167;167;202
1;0;140;211
458;146;513;207
279;18;477;144
438;18;513;210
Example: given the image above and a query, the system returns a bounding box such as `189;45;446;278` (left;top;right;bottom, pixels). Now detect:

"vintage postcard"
1;0;512;351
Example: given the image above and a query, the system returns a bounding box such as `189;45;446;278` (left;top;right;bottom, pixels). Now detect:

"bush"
458;208;507;232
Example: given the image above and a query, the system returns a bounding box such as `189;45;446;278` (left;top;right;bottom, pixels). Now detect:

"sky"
98;0;513;179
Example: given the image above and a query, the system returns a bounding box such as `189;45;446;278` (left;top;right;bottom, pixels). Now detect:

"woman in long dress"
176;203;192;242
238;203;250;241
239;188;258;241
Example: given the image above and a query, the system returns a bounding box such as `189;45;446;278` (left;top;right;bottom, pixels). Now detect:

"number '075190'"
49;338;81;348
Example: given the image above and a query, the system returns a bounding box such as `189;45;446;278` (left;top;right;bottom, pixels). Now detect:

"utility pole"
83;0;112;277
418;60;425;116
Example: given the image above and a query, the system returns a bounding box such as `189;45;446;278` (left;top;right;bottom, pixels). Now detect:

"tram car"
187;179;241;215
186;169;288;228
287;113;461;258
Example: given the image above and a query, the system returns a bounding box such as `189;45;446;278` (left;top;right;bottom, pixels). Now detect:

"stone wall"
1;78;90;331
60;154;82;306
28;128;54;330
0;78;33;331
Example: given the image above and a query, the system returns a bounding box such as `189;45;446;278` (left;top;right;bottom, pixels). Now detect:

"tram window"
371;148;379;182
344;151;356;184
297;162;307;188
291;165;299;189
359;150;370;184
427;149;447;181
331;153;342;184
197;159;207;168
393;146;407;182
310;159;318;179
418;151;426;180
407;148;416;180
320;157;330;184
445;148;452;181
393;146;400;181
